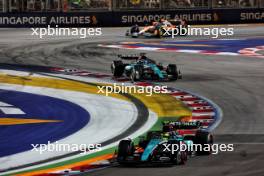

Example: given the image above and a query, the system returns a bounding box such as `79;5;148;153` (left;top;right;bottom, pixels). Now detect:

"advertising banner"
0;9;263;27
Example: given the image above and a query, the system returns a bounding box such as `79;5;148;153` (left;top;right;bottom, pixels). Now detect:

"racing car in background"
116;131;188;165
126;19;188;38
111;53;182;82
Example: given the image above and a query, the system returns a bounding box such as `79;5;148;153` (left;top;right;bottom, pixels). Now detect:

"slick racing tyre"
172;150;187;165
168;141;187;165
195;131;214;155
117;140;134;162
111;60;124;77
130;65;143;82
167;64;179;80
131;25;140;33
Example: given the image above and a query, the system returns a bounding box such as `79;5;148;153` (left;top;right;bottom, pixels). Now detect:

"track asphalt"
0;25;263;176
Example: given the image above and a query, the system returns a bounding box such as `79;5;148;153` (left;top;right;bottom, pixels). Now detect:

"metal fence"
163;0;209;9
115;0;161;9
65;0;111;11
0;0;3;12
212;0;261;8
0;0;263;12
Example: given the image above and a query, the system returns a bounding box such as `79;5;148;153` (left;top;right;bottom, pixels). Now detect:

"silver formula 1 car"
116;131;188;165
111;53;182;82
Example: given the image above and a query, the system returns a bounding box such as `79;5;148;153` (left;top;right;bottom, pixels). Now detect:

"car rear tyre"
167;64;179;80
130;65;143;82
117;140;134;162
195;131;214;155
111;60;124;77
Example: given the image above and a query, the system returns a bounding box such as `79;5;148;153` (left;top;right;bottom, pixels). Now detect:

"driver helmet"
162;132;170;140
140;55;147;60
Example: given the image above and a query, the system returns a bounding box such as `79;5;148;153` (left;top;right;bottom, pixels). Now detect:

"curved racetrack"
0;25;264;176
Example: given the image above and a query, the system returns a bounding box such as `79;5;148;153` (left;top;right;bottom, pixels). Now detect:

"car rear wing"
163;121;201;129
117;54;139;60
117;53;146;60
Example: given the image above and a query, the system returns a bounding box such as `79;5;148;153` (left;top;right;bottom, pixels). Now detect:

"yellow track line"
0;74;128;101
0;118;62;125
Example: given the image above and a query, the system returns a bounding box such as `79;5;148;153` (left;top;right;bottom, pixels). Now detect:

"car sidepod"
141;139;162;161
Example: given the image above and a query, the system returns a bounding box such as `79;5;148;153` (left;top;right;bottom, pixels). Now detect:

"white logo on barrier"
0;101;25;115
